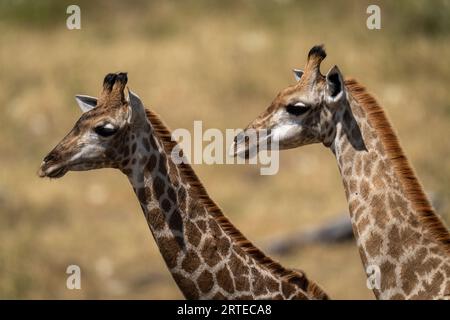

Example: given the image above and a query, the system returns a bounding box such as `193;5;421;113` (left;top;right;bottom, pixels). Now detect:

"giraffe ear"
75;95;97;113
127;88;147;125
292;69;304;82
325;65;346;104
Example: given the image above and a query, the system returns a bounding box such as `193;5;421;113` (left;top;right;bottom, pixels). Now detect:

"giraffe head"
232;45;362;157
38;72;149;178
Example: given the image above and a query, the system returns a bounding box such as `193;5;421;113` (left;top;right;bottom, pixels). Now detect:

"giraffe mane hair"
144;108;329;299
345;78;450;254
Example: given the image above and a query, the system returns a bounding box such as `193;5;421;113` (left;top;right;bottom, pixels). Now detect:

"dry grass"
0;0;449;299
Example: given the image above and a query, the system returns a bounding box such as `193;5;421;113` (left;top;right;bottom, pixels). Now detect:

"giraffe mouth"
230;130;272;159
38;163;68;179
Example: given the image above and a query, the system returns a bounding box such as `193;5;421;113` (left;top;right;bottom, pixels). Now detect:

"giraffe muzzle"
230;129;273;159
38;161;69;178
230;131;254;159
38;151;69;178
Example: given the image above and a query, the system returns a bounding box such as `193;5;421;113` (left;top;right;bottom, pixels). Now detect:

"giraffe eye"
285;102;310;116
94;124;118;137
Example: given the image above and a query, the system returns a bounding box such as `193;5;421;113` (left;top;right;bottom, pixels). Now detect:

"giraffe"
38;72;329;300
232;45;450;299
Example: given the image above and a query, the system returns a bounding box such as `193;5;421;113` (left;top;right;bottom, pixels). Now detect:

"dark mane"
144;108;329;299
345;79;450;254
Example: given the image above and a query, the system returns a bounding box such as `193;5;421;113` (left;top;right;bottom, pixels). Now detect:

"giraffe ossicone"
233;45;450;300
38;72;329;300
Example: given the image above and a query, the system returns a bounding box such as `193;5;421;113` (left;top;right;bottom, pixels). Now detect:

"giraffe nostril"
43;153;57;163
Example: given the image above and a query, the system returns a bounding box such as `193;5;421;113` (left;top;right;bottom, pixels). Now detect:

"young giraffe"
38;72;328;300
232;45;450;299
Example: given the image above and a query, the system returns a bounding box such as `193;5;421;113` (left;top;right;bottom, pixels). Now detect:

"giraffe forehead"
276;80;325;105
78;105;128;125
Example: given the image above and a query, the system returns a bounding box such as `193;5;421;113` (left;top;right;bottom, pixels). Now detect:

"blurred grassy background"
0;0;449;299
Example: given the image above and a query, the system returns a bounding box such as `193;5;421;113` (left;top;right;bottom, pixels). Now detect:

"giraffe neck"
123;109;328;300
329;81;450;299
